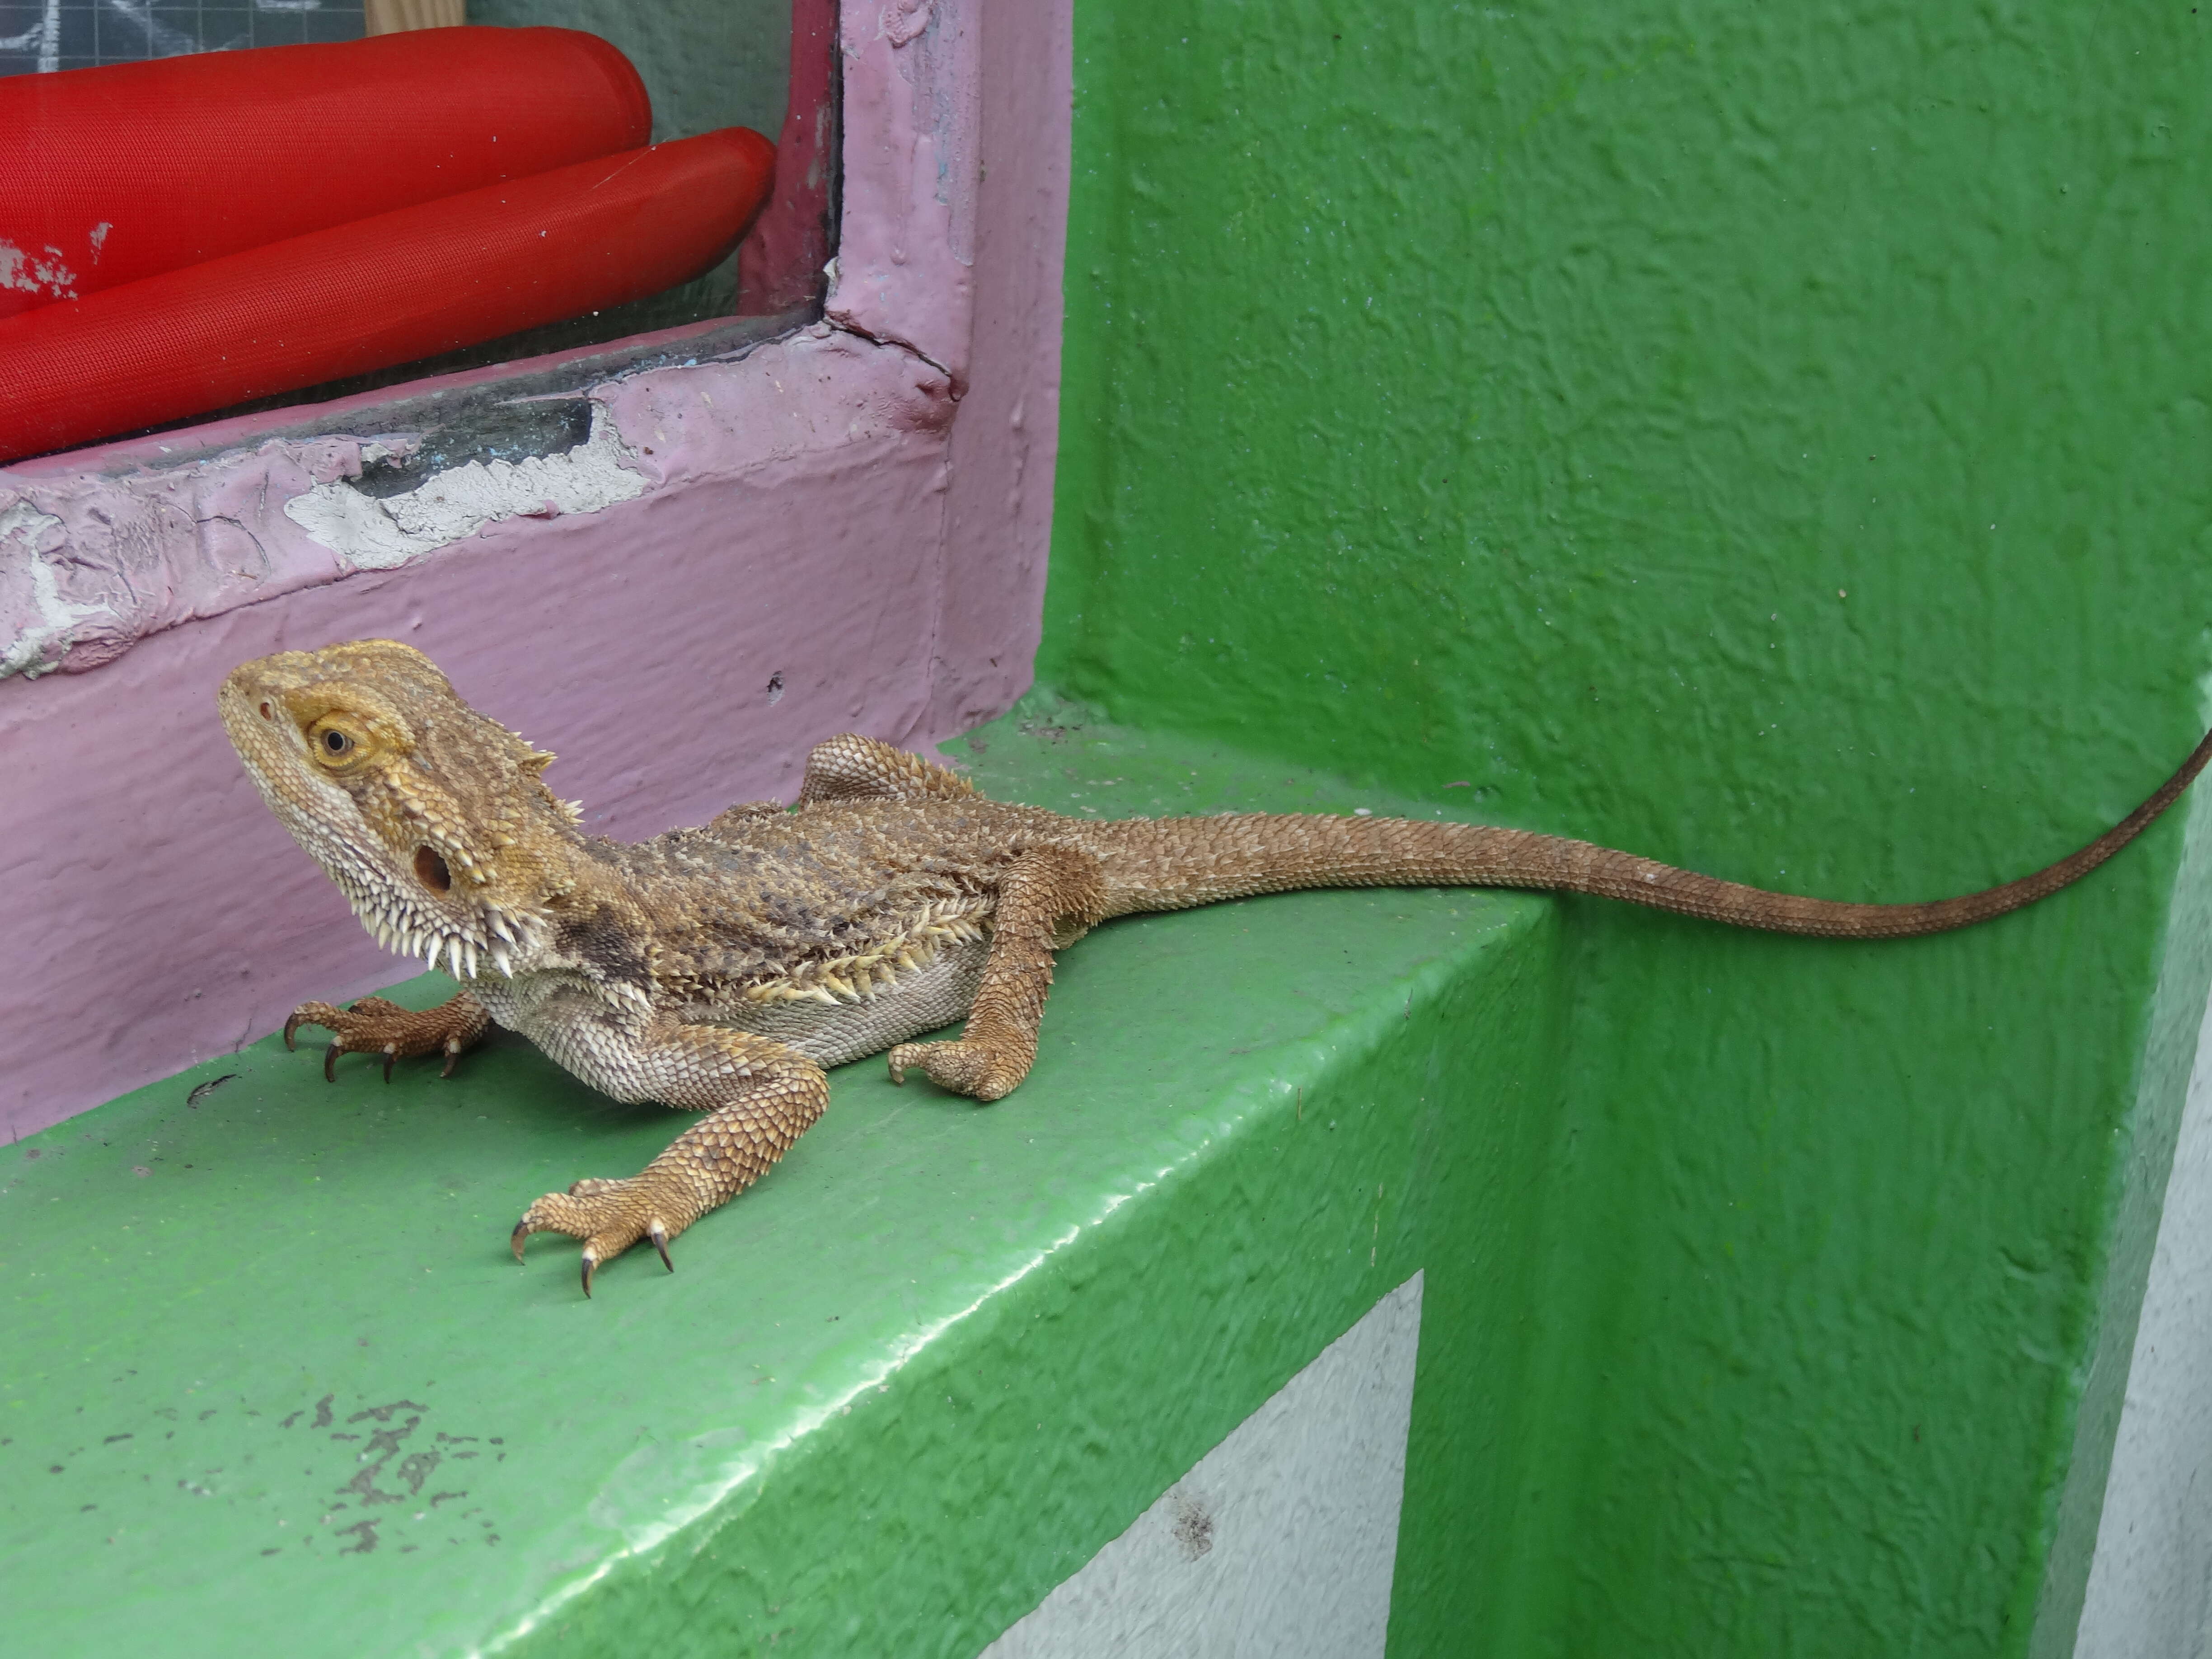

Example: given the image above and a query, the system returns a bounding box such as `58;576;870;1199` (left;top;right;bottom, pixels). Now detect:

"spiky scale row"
735;901;990;1009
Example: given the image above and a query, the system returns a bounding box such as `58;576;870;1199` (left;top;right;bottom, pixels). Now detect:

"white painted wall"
979;1274;1423;1659
2078;986;2212;1659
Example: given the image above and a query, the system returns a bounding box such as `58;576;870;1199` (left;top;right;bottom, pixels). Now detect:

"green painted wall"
1046;3;2212;1653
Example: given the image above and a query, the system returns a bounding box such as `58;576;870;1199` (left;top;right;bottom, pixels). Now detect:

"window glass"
0;0;825;455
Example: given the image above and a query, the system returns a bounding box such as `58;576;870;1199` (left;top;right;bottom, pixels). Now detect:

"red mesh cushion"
0;127;776;463
0;28;651;320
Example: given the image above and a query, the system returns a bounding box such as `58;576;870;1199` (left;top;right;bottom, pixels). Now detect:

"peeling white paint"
281;476;427;569
0;502;101;679
0;333;950;682
0;433;368;680
283;405;650;568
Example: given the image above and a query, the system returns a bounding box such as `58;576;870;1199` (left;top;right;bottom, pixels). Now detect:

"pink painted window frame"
0;0;1073;1138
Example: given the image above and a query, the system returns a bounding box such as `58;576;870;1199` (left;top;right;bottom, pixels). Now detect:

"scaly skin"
219;641;2212;1294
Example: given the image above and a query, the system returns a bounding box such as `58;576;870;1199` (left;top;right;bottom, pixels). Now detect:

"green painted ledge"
0;694;1563;1658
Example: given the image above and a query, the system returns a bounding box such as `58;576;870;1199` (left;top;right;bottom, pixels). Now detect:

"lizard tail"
1091;725;2212;940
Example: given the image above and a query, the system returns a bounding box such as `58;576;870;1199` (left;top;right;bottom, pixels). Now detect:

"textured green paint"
1050;2;2212;1654
0;707;1562;1656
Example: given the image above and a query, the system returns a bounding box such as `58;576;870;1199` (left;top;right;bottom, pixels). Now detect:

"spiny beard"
319;856;538;982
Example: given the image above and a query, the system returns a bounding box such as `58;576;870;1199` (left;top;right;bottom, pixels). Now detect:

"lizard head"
219;639;582;980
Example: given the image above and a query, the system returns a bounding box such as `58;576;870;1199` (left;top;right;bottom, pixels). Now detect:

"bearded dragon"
219;640;2212;1294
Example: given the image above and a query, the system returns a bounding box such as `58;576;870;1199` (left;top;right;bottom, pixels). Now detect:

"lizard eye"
414;845;453;894
307;720;368;766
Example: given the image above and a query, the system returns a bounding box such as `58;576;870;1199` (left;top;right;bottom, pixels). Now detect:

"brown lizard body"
219;640;2212;1293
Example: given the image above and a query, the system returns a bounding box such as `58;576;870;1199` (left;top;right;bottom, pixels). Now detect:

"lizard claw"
511;1175;689;1296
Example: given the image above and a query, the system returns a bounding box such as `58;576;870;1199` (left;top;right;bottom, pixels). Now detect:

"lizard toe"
886;1039;1021;1101
285;1000;347;1053
511;1177;688;1294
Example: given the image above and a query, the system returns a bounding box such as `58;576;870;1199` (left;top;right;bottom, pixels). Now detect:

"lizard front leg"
286;993;490;1081
888;844;1105;1101
511;1021;828;1296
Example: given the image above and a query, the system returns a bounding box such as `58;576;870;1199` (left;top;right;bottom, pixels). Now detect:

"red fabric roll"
0;127;775;463
0;28;651;321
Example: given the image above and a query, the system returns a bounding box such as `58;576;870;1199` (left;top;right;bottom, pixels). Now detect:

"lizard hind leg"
887;844;1106;1102
797;733;985;803
285;993;489;1081
510;1024;828;1296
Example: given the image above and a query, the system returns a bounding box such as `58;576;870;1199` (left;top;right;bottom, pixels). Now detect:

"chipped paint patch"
283;406;649;568
0;436;363;680
0;502;99;679
0;333;954;681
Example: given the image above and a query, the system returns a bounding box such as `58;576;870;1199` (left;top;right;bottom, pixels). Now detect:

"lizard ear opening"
413;845;453;894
